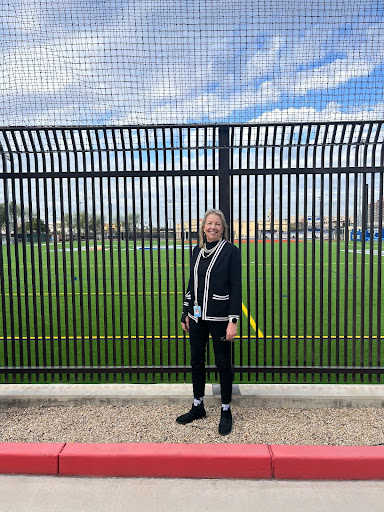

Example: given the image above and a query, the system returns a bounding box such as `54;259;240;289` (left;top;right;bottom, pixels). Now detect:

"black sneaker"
218;408;232;435
176;403;206;424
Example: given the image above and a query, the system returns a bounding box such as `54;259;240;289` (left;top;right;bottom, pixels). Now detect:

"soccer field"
1;238;383;383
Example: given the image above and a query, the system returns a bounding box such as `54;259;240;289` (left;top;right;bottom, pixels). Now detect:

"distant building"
176;216;344;241
175;219;201;240
368;197;384;228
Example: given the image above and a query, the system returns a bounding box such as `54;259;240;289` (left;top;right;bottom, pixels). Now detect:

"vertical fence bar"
278;125;285;382
71;130;85;381
361;123;374;382
137;129;148;381
128;128;139;381
229;128;235;382
328;125;337;382
327;170;333;383
162;128;171;382
36;130;53;382
88;130;101;381
374;124;383;382
294;171;299;382
352;124;363;382
156;134;163;380
8;132;24;381
352;170;358;383
343;126;352;382
172;170;178;380
302;127;309;381
336;125;346;382
95;130;108;380
121;128;132;379
78;130;92;380
254;126;260;380
368;172;375;382
145;129;156;380
39;134;51;380
62;131;77;380
238;127;243;381
335;172;341;380
287;125;294;381
26;132;40;380
115;167;123;380
377;169;383;382
311;171;316;382
53;131;68;380
360;174;367;384
319;172;325;381
105;129;117;380
46;131;61;378
286;171;292;381
169;128;178;380
15;141;27;380
312;124;321;382
218;126;230;225
262;171;267;381
343;168;350;384
154;130;163;381
179;127;187;380
246;126;252;381
270;128;276;381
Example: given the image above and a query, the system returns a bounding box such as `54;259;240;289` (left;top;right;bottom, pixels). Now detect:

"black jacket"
181;239;242;323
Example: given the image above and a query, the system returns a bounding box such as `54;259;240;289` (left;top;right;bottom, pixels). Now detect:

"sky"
1;0;384;227
0;0;384;126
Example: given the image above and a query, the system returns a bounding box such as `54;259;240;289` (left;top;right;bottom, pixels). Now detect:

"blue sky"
0;0;383;126
1;0;383;226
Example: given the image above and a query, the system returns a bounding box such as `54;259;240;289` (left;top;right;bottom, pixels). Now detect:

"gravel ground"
1;405;384;445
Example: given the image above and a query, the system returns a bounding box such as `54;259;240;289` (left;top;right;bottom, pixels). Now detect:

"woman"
177;209;242;435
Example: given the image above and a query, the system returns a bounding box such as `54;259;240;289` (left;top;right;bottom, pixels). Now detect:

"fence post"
218;126;230;227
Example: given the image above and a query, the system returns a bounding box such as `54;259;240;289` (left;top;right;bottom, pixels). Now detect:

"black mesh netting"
1;0;383;126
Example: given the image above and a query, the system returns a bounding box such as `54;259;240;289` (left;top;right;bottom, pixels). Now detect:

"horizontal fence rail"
0;121;383;383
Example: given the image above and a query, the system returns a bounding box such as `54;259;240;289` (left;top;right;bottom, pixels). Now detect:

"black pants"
189;319;233;404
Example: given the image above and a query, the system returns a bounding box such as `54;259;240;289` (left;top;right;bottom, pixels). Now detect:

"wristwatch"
229;317;238;324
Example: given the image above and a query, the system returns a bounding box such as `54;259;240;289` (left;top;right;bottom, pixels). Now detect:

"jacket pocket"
212;294;230;301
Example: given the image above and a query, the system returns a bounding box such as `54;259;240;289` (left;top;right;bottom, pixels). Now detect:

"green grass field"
1;237;383;383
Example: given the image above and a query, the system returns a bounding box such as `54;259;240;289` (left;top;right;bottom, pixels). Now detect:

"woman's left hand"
226;321;237;342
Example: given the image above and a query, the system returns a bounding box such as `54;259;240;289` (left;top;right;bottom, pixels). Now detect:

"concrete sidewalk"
1;383;384;408
1;474;384;512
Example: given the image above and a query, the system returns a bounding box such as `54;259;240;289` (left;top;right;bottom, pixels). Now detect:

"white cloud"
248;101;384;123
289;58;377;96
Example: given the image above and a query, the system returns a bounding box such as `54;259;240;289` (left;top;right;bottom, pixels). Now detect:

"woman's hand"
181;316;189;332
226;321;237;341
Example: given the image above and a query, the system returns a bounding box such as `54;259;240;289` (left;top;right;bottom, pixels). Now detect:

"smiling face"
203;214;224;243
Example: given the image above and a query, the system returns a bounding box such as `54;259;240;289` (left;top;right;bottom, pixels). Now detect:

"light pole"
356;137;367;230
167;199;173;234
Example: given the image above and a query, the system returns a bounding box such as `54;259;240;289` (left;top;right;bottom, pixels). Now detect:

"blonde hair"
198;209;229;248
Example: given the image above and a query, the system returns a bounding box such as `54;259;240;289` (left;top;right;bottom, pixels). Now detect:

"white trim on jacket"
190;239;227;323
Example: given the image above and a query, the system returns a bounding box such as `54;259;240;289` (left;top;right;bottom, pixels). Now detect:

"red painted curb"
0;443;65;475
2;443;384;480
270;445;384;480
59;443;272;479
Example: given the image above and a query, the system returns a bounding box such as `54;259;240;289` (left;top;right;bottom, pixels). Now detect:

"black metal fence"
0;121;383;383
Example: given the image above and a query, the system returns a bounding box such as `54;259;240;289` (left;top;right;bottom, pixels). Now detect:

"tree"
76;212;103;237
25;216;48;233
0;202;23;232
8;201;22;229
122;213;141;234
0;203;5;231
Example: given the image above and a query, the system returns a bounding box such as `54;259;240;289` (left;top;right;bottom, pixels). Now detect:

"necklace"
201;239;221;258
